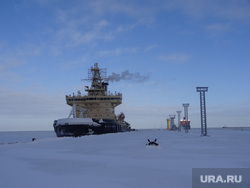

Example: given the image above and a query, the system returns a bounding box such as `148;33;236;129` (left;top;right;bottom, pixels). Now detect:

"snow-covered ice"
0;128;250;188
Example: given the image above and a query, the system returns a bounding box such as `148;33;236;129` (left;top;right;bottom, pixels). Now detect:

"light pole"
196;87;208;136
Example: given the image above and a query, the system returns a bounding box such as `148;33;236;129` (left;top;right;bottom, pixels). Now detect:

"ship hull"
53;119;123;137
93;119;122;134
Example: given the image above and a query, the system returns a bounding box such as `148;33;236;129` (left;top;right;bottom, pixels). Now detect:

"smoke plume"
108;70;150;83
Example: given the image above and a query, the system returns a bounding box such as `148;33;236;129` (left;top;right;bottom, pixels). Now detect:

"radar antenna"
81;62;107;82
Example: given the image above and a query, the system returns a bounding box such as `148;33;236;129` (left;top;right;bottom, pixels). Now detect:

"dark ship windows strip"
66;97;121;102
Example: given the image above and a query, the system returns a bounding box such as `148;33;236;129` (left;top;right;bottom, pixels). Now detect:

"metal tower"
169;115;176;130
182;103;189;133
176;111;182;131
196;87;208;136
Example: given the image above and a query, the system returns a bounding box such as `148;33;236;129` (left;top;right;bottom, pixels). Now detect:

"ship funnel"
102;82;109;92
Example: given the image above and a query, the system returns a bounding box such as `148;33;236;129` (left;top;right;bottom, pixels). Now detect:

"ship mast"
82;63;108;96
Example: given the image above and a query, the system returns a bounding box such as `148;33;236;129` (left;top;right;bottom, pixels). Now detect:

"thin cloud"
158;53;189;64
0;57;22;71
60;56;88;71
205;23;231;34
89;0;156;22
145;44;157;52
52;0;160;49
0;43;43;73
54;7;115;48
99;47;139;56
162;0;250;23
47;0;250;53
56;25;112;48
215;0;250;22
116;21;142;33
0;88;68;118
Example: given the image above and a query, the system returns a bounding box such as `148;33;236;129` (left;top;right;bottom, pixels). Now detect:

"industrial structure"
166;119;170;130
176;111;182;131
182;103;190;133
169;115;177;130
196;87;208;136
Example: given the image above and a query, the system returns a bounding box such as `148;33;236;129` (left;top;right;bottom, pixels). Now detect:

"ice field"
0;128;250;188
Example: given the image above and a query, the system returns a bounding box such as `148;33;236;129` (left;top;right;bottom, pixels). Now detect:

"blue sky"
1;0;250;131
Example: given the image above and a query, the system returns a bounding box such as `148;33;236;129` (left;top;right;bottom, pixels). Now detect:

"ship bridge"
65;63;123;120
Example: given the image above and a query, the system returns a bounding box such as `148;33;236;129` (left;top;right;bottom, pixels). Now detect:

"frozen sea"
0;128;250;188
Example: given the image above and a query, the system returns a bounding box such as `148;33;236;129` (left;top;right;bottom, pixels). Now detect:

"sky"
0;0;250;131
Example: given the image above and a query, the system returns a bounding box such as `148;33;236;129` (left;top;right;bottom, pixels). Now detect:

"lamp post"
196;87;208;136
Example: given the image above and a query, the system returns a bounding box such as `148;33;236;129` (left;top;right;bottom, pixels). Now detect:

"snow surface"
0;128;250;188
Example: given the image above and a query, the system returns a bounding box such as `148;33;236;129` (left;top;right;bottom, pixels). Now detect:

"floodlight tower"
196;87;208;136
176;111;182;131
182;103;189;133
169;115;176;130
